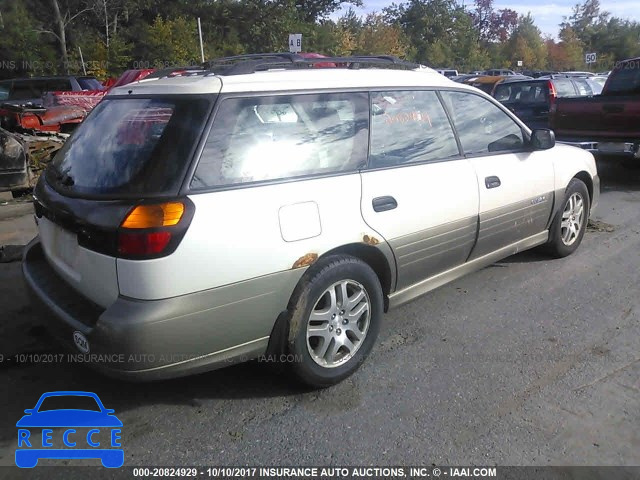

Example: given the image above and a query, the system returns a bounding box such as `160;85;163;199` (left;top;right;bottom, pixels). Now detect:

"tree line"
0;0;638;79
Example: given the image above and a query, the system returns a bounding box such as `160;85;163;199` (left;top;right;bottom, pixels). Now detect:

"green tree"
143;15;200;67
0;1;58;76
355;13;409;57
384;0;479;67
506;13;547;69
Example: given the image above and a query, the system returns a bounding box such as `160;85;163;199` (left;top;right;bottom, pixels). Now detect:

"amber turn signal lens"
121;202;185;229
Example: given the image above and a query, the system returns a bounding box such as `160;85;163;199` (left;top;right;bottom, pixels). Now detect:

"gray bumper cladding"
22;238;304;380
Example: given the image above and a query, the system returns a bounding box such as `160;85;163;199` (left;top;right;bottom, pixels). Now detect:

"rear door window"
369;90;459;168
191;93;368;188
441;91;525;155
48;96;212;197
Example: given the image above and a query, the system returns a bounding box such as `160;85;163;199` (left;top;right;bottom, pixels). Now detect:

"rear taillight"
118;231;172;256
116;200;194;259
548;81;558;113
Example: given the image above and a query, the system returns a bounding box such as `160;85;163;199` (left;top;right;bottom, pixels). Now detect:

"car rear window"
48;96;212;197
605;65;640;95
494;82;548;104
190;93;368;188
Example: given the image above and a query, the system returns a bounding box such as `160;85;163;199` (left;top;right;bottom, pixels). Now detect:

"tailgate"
38;216;119;308
553;96;640;139
552;97;605;136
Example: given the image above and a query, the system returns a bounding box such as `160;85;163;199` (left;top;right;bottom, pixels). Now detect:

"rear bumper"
558;139;640;158
22;238;303;380
591;174;600;214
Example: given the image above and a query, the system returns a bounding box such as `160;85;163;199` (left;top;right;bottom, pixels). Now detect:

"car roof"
110;67;470;96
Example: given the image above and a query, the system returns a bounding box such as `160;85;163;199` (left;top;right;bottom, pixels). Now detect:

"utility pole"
197;17;205;63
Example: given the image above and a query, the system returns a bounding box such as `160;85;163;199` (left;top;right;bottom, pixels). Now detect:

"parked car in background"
451;74;480;83
43;69;155;112
462;74;531;94
493;76;602;129
435;69;459;77
560;71;595;77
550;56;640;160
22;53;598;388
520;70;559;78
484;68;517;76
0;76;102;107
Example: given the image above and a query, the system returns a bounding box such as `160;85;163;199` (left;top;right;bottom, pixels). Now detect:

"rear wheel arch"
321;243;394;307
266;243;394;359
573;171;593;209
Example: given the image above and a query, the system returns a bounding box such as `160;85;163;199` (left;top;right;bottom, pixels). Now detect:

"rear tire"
547;178;590;258
287;255;383;388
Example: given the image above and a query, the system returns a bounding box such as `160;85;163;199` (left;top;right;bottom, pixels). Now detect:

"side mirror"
24;409;34;414
530;129;555;150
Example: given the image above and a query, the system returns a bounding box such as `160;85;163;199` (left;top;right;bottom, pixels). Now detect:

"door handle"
372;196;398;212
485;176;501;189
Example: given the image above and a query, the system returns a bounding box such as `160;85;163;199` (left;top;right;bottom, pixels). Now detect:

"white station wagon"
23;54;599;387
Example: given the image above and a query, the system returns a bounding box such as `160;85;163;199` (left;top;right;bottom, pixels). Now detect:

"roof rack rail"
203;53;420;75
143;66;208;80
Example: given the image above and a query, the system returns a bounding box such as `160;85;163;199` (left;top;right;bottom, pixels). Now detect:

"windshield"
48;96;212;197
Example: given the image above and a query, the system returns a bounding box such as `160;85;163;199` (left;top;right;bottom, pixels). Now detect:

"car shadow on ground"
596;156;640;192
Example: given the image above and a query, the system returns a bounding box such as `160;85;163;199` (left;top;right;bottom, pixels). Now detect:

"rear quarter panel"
550;144;598;197
117;175;380;300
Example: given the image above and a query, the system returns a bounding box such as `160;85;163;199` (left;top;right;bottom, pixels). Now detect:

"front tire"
547;178;590;258
287;255;383;388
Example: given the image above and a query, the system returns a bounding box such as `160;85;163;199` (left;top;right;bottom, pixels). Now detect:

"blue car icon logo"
16;391;123;468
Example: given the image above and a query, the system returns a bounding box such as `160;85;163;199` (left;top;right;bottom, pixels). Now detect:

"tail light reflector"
118;232;172;256
120;202;185;228
548;81;558;113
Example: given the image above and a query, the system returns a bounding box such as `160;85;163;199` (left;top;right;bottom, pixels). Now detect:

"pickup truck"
550;56;640;160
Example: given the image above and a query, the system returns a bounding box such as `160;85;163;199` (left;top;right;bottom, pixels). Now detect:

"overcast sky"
333;0;640;38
